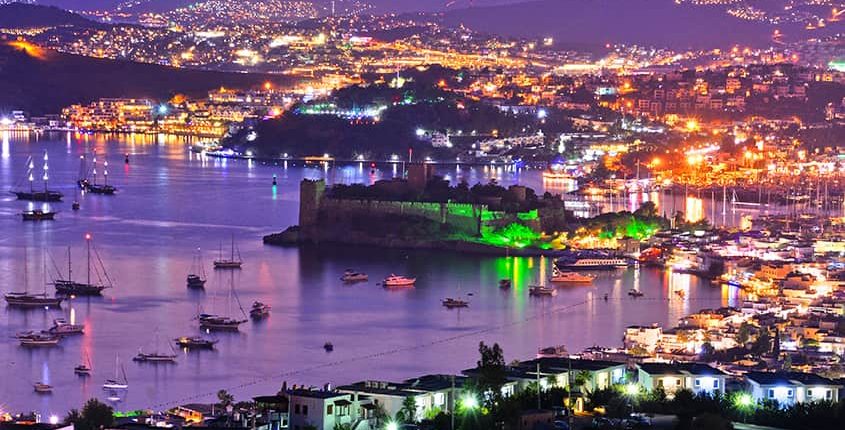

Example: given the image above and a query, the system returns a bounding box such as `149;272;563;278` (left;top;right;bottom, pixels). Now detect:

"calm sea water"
0;131;743;417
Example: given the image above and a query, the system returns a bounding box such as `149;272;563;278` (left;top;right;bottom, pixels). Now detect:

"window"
303;405;309;416
768;389;775;399
713;380;719;389
294;404;300;414
826;390;832;400
807;389;813;397
694;379;701;388
657;379;664;388
786;389;793;398
327;405;333;415
676;379;682;386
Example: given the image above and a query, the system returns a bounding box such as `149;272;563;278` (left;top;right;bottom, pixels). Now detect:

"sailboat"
4;248;63;308
187;248;207;288
78;153;117;195
52;235;113;296
102;355;129;390
133;330;177;363
198;279;248;330
11;152;64;202
213;236;242;269
75;354;93;376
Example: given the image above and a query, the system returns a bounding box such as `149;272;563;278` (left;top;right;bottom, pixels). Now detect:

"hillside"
443;0;809;50
0;42;295;115
0;3;97;29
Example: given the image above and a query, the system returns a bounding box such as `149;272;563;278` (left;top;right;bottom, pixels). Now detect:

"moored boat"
133;351;177;363
49;318;84;335
382;274;415;287
103;355;129;390
33;382;53;394
628;289;644;297
529;285;556;296
198;313;248;331
549;269;596;285
341;269;368;283
187;248;207;288
21;209;56;221
442;298;469;308
5;292;63;308
499;279;511;289
213;236;242;269
19;332;61;347
52;237;112;296
11;153;63;202
174;336;218;350
249;301;271;319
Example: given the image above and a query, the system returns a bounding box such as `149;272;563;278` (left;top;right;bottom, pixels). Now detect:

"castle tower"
299;179;325;228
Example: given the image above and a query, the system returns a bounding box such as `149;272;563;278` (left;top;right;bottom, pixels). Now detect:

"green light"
735;392;754;408
386;421;399;430
461;393;479;410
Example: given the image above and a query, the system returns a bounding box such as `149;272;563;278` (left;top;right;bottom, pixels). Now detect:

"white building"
637;363;727;397
745;372;843;407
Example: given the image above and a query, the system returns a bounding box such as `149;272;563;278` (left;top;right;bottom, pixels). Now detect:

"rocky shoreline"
262;226;566;257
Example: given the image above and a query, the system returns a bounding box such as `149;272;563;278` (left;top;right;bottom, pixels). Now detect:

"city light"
625;384;639;396
49;415;59;425
385;421;398;430
415;128;426;137
735;393;754;408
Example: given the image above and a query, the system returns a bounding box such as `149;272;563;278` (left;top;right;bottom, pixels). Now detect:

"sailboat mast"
67;246;73;282
230;235;235;260
104;160;109;186
23;247;29;294
86;234;91;286
43;152;49;193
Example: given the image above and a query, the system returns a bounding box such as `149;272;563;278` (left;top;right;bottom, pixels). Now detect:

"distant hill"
0;3;96;29
443;0;807;50
0;42;295;115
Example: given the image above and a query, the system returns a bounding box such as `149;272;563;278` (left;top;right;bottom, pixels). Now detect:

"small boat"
382;274;415;287
21;209;56;221
213;236;242;269
324;342;334;352
102;355;129;390
174;336;218;350
341;269;368;283
33;382;53;394
133;351;177;363
529;286;556;296
49;318;84;335
249;301;271;319
442;298;469;308
550;270;596;285
19;332;61;347
675;290;686;298
187;274;206;289
72;201;80;211
628;289;644;297
499;279;511;289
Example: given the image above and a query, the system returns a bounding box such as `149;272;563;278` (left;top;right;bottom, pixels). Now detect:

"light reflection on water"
0;132;742;415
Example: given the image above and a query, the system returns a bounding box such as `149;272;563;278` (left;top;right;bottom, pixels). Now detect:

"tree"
398;395;418;423
476;342;506;406
217;389;235;410
700;342;716;360
67;399;114;430
737;323;753;346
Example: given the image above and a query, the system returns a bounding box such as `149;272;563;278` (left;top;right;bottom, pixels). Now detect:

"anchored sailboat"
4;248;63;308
52;235;113;296
133;330;177;363
78;153;117;195
11;152;63;202
198;278;248;331
187;248;207;288
102;355;129;390
213;236;242;269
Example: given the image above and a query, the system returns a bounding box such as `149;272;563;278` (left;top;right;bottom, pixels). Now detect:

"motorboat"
186;274;206;289
499;279;511;289
341;269;368;283
33;383;53;394
174;336;218;350
324;342;334;352
628;289;644;297
21;210;56;221
529;286;556;296
549;270;596;285
382;274;415;287
249;301;271;319
442;298;469;308
49;318;84;335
